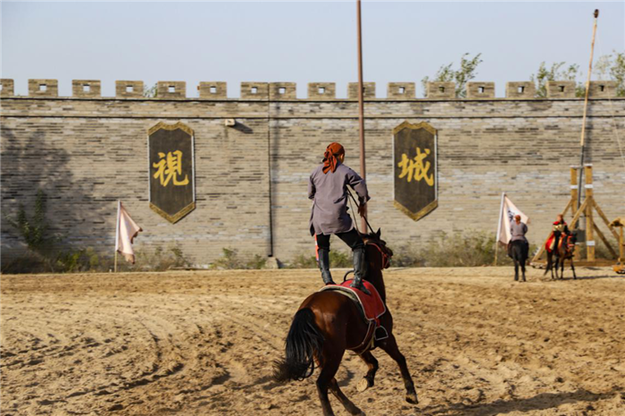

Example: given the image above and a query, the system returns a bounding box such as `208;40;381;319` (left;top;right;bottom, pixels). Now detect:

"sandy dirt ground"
1;267;624;416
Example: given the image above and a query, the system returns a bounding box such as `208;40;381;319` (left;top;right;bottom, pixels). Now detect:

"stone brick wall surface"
2;81;624;267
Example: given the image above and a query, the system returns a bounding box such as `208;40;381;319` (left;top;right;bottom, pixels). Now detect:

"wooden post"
570;167;582;260
585;165;595;261
570;167;578;216
618;227;625;261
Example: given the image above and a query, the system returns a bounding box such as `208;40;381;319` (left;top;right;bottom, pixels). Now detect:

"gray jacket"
510;221;528;243
308;162;370;236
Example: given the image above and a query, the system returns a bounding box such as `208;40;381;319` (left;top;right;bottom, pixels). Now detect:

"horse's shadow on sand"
422;388;621;416
545;274;624;281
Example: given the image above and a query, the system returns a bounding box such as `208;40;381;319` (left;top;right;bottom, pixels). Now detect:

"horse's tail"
273;308;324;383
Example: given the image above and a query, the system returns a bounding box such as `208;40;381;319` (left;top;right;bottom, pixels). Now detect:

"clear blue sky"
2;1;624;98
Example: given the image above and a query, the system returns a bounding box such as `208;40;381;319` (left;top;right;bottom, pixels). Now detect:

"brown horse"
274;230;418;416
545;231;578;279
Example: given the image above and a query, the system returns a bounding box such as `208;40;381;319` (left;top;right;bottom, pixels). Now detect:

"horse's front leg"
554;256;560;279
570;259;577;279
378;334;418;404
521;261;526;282
514;260;519;281
357;351;378;391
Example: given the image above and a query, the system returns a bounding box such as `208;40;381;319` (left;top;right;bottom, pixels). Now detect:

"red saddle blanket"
319;280;386;324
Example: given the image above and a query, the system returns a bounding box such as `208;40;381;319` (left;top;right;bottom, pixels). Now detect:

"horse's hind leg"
378;334;418;404
316;350;344;416
570;259;577;279
328;378;364;415
357;351;378;391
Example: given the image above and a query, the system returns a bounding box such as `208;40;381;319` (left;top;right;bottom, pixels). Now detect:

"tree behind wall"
529;62;584;98
421;53;483;98
595;51;625;97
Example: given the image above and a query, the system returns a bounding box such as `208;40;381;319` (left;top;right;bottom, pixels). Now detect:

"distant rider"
508;214;529;260
308;142;371;294
548;214;569;252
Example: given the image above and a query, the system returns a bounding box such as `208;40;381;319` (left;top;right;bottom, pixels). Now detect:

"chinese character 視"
152;150;189;187
397;147;434;186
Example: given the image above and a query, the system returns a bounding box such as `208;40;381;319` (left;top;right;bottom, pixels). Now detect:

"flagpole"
577;9;599;209
356;0;367;232
494;192;505;266
114;200;120;273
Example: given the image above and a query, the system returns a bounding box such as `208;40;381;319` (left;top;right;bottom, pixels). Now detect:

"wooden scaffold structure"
530;164;622;267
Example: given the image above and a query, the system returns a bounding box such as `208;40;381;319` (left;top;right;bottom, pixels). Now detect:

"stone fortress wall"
1;78;624;266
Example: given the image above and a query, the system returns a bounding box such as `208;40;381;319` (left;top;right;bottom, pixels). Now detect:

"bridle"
365;240;392;269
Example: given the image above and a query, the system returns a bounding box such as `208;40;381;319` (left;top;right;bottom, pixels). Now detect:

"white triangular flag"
497;194;529;244
115;201;143;264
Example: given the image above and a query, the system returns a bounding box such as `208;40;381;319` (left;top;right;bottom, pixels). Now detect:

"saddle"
319;279;388;354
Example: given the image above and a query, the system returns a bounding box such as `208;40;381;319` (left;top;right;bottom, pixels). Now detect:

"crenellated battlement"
0;79;621;100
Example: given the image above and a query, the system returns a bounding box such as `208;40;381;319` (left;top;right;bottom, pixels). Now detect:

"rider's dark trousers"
316;228;364;252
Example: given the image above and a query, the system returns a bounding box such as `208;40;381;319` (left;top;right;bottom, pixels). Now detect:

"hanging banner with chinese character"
393;121;438;221
148;122;195;223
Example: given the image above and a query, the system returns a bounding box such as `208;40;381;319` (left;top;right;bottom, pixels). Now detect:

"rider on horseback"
309;142;371;294
548;214;569;252
508;214;529;259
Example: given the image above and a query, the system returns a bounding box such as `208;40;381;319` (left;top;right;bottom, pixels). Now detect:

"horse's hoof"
405;392;419;404
356;378;370;392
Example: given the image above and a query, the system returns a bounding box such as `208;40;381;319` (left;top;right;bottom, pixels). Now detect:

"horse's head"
565;230;577;254
361;228;393;269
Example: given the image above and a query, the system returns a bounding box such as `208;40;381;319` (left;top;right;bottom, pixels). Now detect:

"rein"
347;189;375;235
346;189;391;268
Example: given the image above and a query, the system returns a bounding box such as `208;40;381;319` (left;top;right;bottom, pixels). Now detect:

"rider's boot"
350;247;371;295
318;248;335;285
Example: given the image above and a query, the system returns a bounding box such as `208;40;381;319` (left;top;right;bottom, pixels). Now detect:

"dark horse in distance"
544;231;578;279
274;230;417;416
509;240;528;282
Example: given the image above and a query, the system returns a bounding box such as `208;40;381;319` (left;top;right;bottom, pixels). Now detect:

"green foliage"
247;254;268;270
5;190;53;255
3;247;107;274
132;245;191;271
595;51;625;97
530;62;584;98
143;83;158;98
288;250;353;269
422;53;483;98
330;250;352;268
290;253;318;269
209;248;267;270
393;231;519;267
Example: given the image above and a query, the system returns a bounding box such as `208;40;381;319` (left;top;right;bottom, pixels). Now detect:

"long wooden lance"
577;9;599;209
356;0;367;231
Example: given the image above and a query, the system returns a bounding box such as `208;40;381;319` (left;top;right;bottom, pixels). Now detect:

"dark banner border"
147;121;196;224
392;120;438;222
